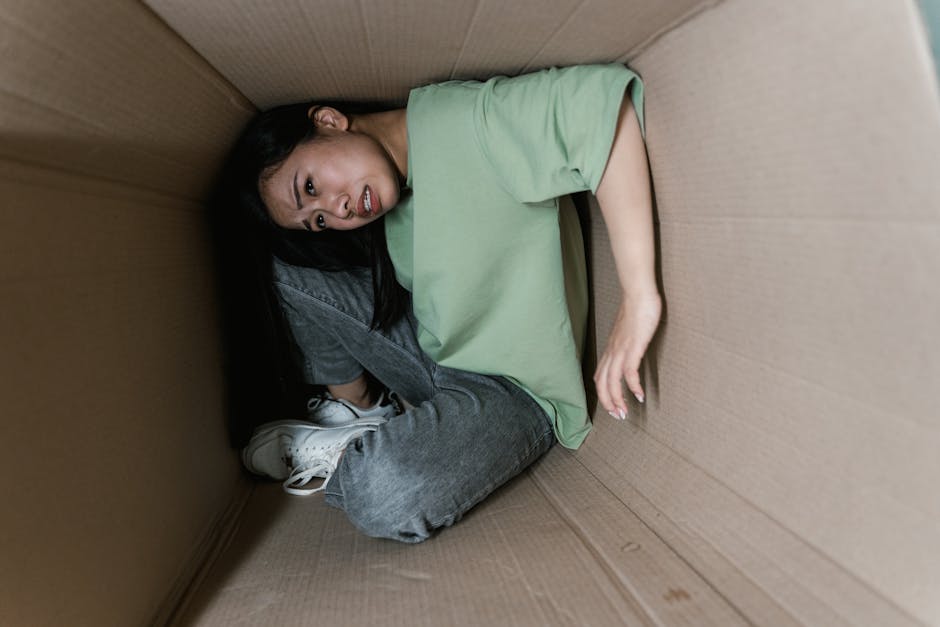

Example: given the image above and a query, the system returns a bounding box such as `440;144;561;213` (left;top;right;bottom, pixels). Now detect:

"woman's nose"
323;192;351;218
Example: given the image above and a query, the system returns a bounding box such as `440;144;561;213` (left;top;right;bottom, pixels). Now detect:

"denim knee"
331;437;450;543
325;373;556;544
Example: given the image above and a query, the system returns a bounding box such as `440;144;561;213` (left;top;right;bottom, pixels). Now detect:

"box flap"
143;0;713;108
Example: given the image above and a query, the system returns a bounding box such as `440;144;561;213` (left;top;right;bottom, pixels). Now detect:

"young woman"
220;64;662;543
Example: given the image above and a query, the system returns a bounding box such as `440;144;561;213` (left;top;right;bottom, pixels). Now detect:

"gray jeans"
272;259;556;543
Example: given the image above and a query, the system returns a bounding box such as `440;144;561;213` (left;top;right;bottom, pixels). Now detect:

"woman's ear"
307;105;349;131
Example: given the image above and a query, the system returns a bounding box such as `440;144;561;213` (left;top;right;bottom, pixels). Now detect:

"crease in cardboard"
670;320;928;429
575;444;813;627
158;476;254;626
0;159;204;213
447;0;484;79
486;496;588;626
616;0;724;61
528;459;693;626
0;138;210;203
0;78;231;197
2;1;251;201
298;2;348;99
353;0;377;92
137;1;256;114
518;0;590;75
579;428;923;627
705;502;924;627
662;319;940;508
677;508;848;627
639;343;934;622
0;87;113;136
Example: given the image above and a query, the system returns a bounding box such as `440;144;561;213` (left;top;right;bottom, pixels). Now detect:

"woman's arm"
593;96;662;419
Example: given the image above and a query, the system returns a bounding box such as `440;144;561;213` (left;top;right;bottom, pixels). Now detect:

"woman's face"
260;110;401;232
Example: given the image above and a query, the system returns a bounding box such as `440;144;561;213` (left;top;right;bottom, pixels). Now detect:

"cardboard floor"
177;448;750;627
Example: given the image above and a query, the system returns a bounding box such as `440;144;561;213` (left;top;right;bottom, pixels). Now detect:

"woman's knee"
273;261;374;324
333;437;463;543
331;378;556;543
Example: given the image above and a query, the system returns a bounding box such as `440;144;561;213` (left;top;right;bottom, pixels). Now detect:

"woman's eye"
315;214;327;230
305;179;315;195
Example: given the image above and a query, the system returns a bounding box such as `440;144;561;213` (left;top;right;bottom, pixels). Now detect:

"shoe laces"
283;460;336;496
280;434;343;496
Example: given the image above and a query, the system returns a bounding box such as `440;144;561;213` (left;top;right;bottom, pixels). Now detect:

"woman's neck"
350;109;409;183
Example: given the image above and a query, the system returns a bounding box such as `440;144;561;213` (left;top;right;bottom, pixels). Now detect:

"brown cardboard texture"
2;0;938;625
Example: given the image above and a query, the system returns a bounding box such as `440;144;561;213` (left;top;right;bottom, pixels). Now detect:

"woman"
221;64;661;543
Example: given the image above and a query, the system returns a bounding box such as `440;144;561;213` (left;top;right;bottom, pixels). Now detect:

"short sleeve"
472;64;644;204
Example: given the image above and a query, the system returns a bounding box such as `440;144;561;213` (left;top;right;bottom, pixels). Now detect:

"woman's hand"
594;289;662;418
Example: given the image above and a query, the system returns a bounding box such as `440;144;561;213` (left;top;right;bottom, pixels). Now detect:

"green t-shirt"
385;64;644;449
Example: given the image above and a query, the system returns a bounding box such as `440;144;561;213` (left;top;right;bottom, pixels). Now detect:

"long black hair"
223;100;408;328
209;100;408;444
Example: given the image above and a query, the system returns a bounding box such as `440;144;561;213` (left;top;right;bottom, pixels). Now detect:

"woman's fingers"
595;339;646;419
595;293;661;420
610;347;645;416
593;358;615;417
621;337;647;404
623;360;644;404
606;352;628;416
594;348;628;419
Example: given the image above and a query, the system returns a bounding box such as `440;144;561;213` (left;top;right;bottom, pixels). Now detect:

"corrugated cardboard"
2;0;938;625
0;1;253;198
143;0;711;107
179;451;750;626
585;1;940;623
0;2;251;625
0;157;248;626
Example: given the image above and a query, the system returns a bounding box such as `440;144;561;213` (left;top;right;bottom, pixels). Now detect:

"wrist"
621;279;659;300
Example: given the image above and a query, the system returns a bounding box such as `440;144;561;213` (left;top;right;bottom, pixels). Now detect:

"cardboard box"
2;0;938;625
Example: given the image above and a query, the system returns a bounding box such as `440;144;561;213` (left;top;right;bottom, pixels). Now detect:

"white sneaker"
306;390;402;428
241;421;378;495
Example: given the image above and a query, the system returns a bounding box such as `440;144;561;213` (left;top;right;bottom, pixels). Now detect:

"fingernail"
618;408;627;420
608;410;619;419
634;392;645;404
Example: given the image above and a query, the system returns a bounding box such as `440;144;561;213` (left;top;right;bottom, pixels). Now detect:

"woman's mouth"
358;185;379;217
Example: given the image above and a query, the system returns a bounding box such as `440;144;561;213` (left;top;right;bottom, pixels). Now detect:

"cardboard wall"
584;0;940;624
0;2;253;625
144;0;713;107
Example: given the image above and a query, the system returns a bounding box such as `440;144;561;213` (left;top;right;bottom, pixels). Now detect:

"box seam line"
578;435;925;626
137;1;256;112
618;0;726;62
528;450;758;626
156;474;255;626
